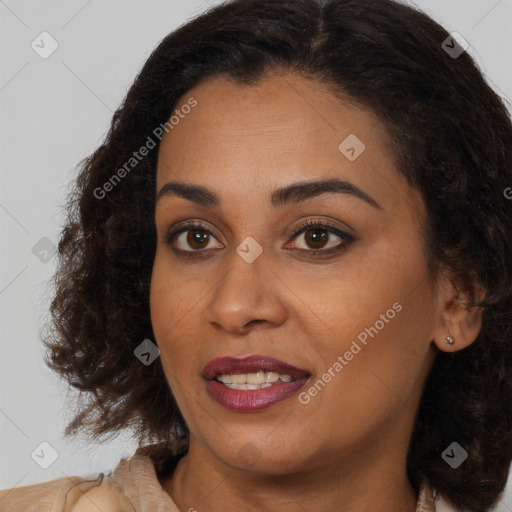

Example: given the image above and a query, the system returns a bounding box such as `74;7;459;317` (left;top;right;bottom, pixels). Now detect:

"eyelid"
288;218;355;240
284;220;355;257
165;220;224;248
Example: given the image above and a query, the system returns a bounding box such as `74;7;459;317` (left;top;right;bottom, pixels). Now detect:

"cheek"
313;284;434;416
149;261;171;343
149;254;206;383
149;251;192;340
289;241;435;391
279;252;412;350
296;297;434;456
149;256;185;374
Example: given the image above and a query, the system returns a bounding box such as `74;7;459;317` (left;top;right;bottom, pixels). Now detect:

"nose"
204;248;287;335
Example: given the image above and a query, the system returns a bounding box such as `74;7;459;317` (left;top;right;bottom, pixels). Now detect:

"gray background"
1;0;511;509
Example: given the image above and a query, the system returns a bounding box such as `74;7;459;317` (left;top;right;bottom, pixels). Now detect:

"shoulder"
0;443;184;512
0;472;135;512
0;474;81;512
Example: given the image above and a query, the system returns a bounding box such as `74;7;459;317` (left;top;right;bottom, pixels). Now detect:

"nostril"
247;319;265;326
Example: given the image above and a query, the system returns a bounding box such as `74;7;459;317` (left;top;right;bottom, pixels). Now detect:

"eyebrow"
156;178;382;210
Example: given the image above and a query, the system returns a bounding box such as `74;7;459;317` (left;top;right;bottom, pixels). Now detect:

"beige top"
0;446;462;512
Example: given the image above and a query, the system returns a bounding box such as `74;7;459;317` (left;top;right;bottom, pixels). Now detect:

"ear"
431;270;485;353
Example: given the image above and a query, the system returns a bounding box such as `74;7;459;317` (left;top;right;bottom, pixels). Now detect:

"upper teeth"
216;372;293;385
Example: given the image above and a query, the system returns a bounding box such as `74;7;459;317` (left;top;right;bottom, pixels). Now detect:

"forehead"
155;72;416;216
160;72;391;158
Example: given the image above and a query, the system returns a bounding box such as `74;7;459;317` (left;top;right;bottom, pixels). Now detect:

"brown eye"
171;228;221;251
301;229;330;250
290;222;350;253
186;229;210;250
165;222;224;253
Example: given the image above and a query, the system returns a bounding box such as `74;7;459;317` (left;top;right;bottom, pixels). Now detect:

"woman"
1;0;511;510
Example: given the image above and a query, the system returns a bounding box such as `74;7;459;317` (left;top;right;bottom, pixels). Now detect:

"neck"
160;437;418;512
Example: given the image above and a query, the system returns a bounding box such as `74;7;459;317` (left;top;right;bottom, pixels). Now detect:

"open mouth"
215;371;295;389
203;355;311;411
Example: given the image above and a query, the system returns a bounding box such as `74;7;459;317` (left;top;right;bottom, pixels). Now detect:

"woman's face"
150;72;442;474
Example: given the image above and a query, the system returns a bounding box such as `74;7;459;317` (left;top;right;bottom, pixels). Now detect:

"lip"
202;355;311;380
202;355;311;412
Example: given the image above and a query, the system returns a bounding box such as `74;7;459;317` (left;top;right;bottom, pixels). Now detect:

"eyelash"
164;219;355;260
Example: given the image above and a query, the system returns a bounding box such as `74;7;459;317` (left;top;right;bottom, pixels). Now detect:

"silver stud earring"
445;336;455;345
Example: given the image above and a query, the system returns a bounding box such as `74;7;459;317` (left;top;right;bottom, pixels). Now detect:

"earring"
445;336;455;345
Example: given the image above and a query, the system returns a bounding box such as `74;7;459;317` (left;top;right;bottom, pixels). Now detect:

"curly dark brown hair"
42;0;512;510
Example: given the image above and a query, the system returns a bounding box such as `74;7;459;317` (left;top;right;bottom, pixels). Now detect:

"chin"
207;434;313;475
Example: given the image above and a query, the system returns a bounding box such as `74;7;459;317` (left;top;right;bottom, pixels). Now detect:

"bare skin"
150;71;483;512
